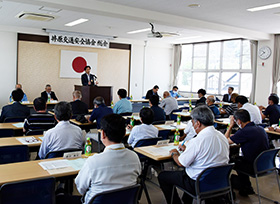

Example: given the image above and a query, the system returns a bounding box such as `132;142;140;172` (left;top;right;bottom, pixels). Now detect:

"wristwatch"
171;152;179;158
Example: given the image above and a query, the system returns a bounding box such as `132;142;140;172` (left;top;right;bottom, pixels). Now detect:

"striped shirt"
225;103;238;115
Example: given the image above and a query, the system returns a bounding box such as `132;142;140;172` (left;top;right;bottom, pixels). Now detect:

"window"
177;39;252;96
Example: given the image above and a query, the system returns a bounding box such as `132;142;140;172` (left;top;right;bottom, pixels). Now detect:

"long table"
0;135;43;147
0;122;24;130
0;155;91;186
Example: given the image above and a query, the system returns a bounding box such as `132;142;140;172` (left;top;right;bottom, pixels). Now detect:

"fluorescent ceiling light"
127;28;150;34
65;18;88;27
247;3;280;12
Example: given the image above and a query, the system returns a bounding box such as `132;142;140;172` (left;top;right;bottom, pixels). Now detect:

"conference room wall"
0;31;17;109
17;41;130;104
255;37;274;106
129;43;173;99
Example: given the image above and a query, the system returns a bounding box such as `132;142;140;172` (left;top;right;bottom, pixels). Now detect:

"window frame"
177;38;252;95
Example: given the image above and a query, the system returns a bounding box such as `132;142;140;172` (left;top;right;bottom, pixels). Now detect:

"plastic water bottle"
174;129;180;146
130;116;135;127
85;137;92;156
177;114;181;125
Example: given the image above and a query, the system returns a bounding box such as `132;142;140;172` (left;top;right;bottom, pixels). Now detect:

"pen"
178;140;186;151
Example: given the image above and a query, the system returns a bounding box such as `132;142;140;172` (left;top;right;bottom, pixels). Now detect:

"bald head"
206;95;215;106
163;91;170;98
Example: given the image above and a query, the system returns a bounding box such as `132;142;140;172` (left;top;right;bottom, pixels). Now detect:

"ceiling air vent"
16;12;55;21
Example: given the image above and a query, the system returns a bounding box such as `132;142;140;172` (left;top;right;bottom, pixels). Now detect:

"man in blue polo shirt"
87;96;113;129
225;109;269;196
113;89;132;114
259;94;280;126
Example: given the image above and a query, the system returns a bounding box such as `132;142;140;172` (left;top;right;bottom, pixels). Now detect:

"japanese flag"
60;50;98;78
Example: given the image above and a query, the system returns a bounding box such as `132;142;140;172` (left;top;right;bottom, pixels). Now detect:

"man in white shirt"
38;102;84;159
74;114;141;204
236;95;262;125
127;107;159;148
158;106;229;204
159;91;179;116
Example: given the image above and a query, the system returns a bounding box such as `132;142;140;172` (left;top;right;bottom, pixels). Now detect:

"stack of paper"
16;136;41;145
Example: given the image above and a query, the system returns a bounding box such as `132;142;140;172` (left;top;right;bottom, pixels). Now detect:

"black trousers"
158;170;196;204
232;156;254;190
56;195;82;204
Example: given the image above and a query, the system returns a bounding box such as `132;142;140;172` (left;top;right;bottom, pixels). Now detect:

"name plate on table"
165;120;175;125
63;151;82;159
156;140;170;146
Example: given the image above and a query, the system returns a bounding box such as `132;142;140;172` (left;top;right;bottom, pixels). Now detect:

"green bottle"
85;137;92;156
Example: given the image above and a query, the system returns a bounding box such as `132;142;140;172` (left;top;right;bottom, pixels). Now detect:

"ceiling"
0;0;277;44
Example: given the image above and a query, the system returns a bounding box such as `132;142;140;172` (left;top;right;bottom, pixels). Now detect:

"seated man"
206;95;220;118
41;84;58;102
57;114;141;204
127;107;159;148
87;96;113;129
158;106;229;204
219;93;238;116
169;86;181;98
38;102;84;159
259;94;280;126
70;90;88;115
196;89;206;105
145;85;159;99
0;89;30;122
180;120;196;141
236;95;262;125
159;91;179;117
9;83;28;102
149;95;166;122
23;97;56;134
224;109;269;196
222;87;234;102
113;88;132;114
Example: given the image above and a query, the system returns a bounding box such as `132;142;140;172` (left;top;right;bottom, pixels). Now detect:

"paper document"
66;158;87;170
12;123;24;128
16;136;41;145
144;145;178;157
39;159;70;170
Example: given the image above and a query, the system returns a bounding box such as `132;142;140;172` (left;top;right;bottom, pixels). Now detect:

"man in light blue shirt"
113;88;132;114
9;84;28;102
169;86;181;98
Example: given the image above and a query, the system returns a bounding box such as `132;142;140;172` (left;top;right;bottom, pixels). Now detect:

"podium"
74;85;112;109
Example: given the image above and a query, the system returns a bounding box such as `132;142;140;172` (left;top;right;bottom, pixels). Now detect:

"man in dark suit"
0;89;30;122
81;66;98;86
41;84;58;102
145;85;159;99
70;90;88;115
222;87;234;102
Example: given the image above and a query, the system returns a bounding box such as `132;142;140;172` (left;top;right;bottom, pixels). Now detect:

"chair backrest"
25;129;45;136
254;147;280;174
158;130;171;140
89;184;140;204
152;120;166;125
0;129;14;138
4;116;26;123
45;148;83;159
134;137;162;148
0;177;55;204
170;109;181;121
196;164;234;195
0;145;29;164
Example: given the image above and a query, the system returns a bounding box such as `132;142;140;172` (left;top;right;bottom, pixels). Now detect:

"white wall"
255;36;274;106
130;41;173;99
0;31;17;109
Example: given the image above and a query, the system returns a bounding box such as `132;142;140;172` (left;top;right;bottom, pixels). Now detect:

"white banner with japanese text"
49;32;109;49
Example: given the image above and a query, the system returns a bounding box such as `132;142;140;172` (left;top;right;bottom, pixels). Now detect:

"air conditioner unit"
16;12;55;21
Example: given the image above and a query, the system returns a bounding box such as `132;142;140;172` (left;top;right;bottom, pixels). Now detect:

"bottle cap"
87;137;90;140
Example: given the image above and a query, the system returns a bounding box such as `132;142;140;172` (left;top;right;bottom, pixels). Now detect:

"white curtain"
249;40;258;103
272;34;280;94
172;44;182;86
